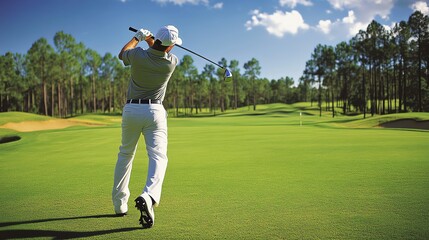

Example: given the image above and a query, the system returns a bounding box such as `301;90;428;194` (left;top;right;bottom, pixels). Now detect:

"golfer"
112;25;182;228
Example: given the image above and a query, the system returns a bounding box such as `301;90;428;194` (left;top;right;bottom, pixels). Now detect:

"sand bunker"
380;119;429;130
0;119;98;132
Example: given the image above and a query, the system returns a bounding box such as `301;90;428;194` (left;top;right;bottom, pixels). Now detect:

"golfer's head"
155;25;182;47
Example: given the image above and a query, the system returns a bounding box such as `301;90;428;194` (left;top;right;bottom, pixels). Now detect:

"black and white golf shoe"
135;193;155;228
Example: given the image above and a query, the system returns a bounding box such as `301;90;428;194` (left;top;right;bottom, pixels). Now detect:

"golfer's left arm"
118;29;154;60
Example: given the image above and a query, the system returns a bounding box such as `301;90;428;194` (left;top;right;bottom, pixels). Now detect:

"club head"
224;68;232;80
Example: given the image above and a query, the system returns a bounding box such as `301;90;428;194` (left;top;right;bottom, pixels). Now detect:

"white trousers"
112;103;168;214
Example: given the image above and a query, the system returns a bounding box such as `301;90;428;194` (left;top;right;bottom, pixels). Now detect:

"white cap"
155;25;182;46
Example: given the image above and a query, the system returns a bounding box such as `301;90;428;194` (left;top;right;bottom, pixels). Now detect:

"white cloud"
411;1;429;15
153;0;209;6
328;0;360;10
323;0;394;37
245;9;309;37
327;0;393;20
317;19;332;34
279;0;313;8
212;2;223;9
317;10;365;37
342;10;355;24
246;0;398;39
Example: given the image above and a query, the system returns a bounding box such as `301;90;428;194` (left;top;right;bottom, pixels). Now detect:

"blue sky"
1;0;428;82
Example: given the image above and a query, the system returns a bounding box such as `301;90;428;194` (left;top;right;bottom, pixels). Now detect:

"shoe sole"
135;197;153;228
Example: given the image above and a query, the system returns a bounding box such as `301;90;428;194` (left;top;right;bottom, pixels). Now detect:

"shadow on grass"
0;214;142;239
0;228;141;239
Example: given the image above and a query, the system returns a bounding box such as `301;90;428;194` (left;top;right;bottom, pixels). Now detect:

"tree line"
1;11;428;118
302;11;429;117
0;31;299;117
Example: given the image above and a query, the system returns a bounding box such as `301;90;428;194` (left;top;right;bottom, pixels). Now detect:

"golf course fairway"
1;104;428;239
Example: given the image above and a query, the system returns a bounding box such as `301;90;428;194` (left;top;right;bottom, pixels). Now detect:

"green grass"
1;104;428;239
0;111;53;126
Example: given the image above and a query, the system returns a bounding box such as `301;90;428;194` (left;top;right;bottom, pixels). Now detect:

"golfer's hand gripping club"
128;26;232;80
129;27;154;40
133;28;153;42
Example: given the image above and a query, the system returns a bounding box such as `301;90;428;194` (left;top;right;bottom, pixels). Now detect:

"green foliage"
302;11;429;116
0;52;26;112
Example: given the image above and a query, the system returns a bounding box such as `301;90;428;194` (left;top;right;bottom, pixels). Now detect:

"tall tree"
167;62;183;116
178;55;197;115
54;31;80;117
335;41;355;114
409;11;429;112
228;59;240;109
0;53;26;112
322;46;336;117
26;38;55;115
194;65;209;114
202;64;217;115
394;21;411;112
366;20;385;116
74;42;87;114
243;58;261;110
85;49;101;113
310;44;327;117
303;59;317;106
354;30;370;118
101;53;120;113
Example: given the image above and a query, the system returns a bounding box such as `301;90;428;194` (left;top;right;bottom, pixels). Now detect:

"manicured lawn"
1;104;428;239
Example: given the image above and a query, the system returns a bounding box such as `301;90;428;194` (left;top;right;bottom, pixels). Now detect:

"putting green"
1;104;428;239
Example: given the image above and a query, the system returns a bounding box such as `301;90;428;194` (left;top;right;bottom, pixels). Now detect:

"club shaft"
129;27;225;69
175;45;224;69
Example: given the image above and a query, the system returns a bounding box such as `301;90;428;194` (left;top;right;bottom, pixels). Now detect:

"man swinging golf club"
112;25;182;228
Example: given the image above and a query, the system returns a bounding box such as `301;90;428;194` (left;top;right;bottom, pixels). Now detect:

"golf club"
129;27;232;80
